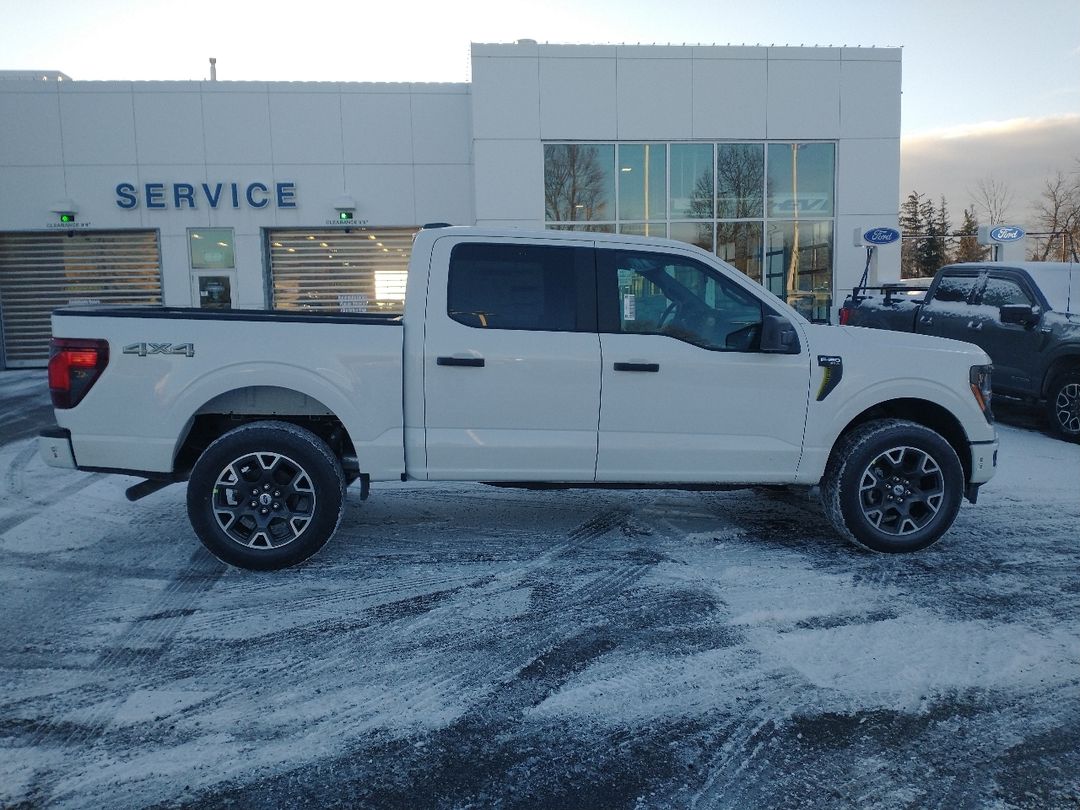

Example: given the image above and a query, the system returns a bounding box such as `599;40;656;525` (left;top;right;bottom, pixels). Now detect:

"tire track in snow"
21;547;225;806
0;440;105;535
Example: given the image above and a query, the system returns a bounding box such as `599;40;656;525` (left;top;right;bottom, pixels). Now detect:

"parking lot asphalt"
1;370;1078;809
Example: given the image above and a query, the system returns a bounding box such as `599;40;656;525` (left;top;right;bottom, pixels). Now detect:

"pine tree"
899;191;925;279
936;196;953;265
915;197;946;277
955;207;988;263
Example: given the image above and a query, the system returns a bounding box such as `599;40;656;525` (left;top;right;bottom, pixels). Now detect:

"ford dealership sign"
989;226;1025;243
862;227;901;245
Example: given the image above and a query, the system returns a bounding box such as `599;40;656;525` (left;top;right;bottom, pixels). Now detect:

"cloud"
901;114;1080;225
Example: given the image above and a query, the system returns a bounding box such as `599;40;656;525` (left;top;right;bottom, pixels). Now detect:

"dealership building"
0;42;901;368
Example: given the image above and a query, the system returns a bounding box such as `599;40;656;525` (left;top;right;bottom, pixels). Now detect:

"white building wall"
1;41;901;326
0;79;473;308
470;42;902;302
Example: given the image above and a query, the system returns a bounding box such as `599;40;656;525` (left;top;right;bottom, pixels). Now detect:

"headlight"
969;364;994;423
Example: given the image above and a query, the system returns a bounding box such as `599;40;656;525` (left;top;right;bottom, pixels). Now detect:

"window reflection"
542;140;836;320
765;220;833;322
544;144;615;222
717;144;764;219
618;223;667;237
717;222;763;283
670;222;713;252
618;144;666;221
670;144;714;219
766;143;835;218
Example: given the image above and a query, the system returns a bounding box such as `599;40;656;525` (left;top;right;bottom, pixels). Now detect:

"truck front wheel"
820;419;964;553
186;421;347;570
1046;371;1080;442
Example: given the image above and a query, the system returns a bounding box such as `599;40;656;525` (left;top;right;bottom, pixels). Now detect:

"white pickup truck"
39;226;998;569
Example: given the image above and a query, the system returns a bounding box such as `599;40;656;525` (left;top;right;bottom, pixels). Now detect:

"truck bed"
49;305;406;479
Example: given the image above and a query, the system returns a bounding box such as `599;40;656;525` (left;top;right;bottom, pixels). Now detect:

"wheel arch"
1041;352;1080;397
829;398;973;483
173;385;358;476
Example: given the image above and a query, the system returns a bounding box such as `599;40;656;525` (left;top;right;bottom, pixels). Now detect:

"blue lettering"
145;183;166;209
115;182;138;209
230;183;240;209
202;183;223;208
276;182;296;208
173;183;196;208
246;182;269;208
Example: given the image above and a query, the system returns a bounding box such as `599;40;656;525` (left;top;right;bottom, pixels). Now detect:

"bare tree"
971;176;1015;225
544;145;611;222
1030;164;1080;261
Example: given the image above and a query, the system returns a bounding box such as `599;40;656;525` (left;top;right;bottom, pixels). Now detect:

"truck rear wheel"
186;421;347;570
820;419;963;553
1046;371;1080;443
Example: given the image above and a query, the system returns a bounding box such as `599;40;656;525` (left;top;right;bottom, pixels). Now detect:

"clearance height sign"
115;181;297;210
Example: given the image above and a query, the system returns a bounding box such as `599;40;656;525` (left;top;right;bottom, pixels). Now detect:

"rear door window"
930;274;981;304
447;242;595;332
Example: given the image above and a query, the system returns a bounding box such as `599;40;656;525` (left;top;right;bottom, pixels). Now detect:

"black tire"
1046;371;1080;443
820;419;964;553
186;421;347;570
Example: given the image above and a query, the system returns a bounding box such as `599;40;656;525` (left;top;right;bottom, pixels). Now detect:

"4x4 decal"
123;342;195;358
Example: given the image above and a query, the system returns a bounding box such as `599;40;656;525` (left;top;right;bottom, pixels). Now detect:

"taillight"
838;307;851;325
48;338;109;409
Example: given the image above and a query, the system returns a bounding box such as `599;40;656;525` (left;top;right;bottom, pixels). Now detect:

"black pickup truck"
840;262;1080;442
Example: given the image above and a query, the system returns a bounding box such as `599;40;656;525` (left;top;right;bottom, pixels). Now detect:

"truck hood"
819;324;992;365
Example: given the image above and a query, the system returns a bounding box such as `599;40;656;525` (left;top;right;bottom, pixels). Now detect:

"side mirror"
761;314;801;354
999;303;1036;326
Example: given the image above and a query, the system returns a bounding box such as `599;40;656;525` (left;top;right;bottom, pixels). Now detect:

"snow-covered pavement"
1;370;1078;808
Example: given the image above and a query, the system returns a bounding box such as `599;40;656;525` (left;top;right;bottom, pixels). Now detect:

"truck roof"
414;224;718;257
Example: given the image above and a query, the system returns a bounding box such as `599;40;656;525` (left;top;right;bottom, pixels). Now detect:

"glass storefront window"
717;143;764;219
618;223;667;237
766;143;835;218
717;222;763;283
544;144;615;222
189;228;235;269
670;144;714;219
765;220;834;322
670;222;713;252
542;140;836;320
548;223;617;233
617;143;666;221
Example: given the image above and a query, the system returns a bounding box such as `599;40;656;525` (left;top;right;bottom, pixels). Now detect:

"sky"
2;0;1078;223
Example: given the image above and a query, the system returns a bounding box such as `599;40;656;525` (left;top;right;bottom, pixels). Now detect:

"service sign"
989;226;1025;243
863;227;901;245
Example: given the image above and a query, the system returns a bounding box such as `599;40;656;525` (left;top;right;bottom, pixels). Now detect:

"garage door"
0;230;162;368
268;227;417;314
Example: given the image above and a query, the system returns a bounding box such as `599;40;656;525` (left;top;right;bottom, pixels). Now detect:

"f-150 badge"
123;342;195;357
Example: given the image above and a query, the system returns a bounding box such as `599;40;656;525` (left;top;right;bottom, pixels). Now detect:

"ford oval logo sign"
990;226;1025;242
863;227;901;245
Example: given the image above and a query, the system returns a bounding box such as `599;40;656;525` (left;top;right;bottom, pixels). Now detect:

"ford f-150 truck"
39;227;998;569
840;262;1080;442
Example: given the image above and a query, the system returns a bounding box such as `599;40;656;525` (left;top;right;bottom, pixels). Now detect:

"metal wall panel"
268;227;417;314
0;230;162;368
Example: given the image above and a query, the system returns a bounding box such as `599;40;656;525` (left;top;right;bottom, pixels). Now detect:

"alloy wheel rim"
858;445;944;536
212;452;316;549
1054;383;1080;434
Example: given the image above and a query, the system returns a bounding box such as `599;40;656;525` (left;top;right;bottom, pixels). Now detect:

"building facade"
0;42;901;368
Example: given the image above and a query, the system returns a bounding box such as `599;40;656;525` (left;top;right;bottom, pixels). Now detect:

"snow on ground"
0;370;1078;808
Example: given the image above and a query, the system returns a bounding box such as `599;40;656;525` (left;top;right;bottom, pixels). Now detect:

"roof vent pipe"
209;57;217;81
